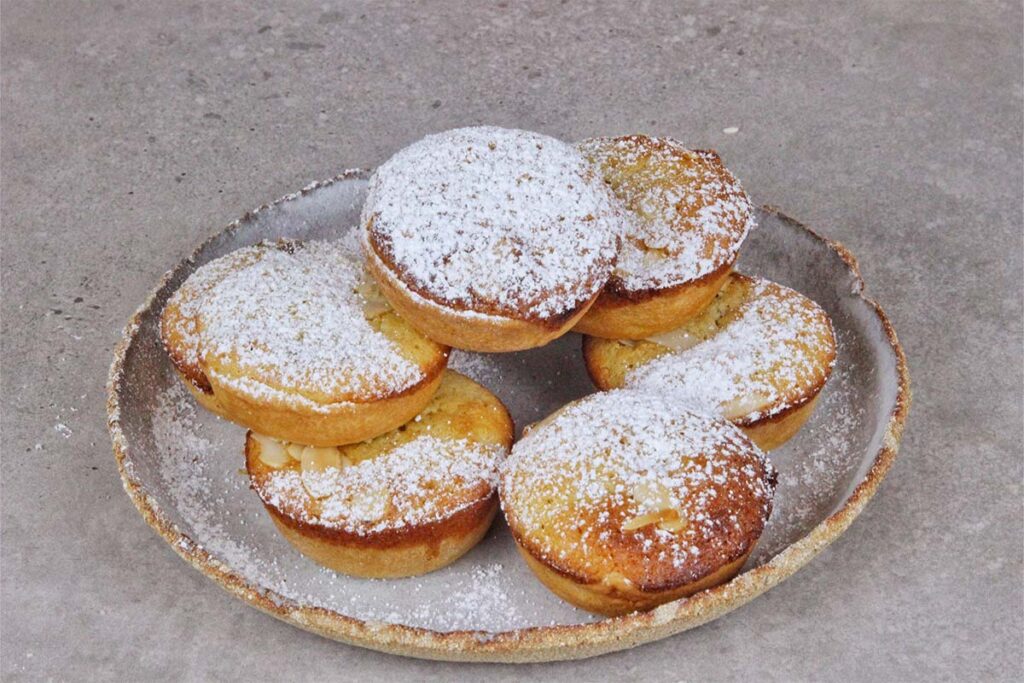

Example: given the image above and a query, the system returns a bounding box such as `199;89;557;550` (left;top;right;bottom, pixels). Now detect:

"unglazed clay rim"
107;171;911;663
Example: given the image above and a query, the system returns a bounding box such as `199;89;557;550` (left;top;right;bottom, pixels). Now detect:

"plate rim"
106;170;911;663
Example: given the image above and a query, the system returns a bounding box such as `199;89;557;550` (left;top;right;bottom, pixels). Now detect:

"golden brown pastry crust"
572;136;753;339
360;126;622;352
573;262;734;339
500;392;776;616
181;366;445;448
160;240;449;446
247;372;514;578
364;238;602;352
260;481;498;580
514;541;753;617
582;273;836;450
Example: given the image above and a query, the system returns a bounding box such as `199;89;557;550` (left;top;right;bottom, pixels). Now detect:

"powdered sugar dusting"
628;277;835;421
448;350;504;386
151;383;294;600
579;136;754;293
752;342;866;561
119;182;891;637
362;126;621;320
164;239;424;405
501;390;775;583
142;331;868;632
402;564;521;630
147;381;597;630
257;436;503;535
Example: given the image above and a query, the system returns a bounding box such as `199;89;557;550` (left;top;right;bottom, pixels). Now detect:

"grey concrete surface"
2;1;1021;680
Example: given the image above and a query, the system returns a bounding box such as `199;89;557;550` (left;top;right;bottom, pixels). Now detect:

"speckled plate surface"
107;170;909;662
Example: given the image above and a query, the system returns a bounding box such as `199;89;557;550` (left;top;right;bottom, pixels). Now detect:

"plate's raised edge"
106;186;911;663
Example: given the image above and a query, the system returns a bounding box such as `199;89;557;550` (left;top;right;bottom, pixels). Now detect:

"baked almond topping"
251;433;289;468
300;445;343;473
621;481;689;532
255;434;504;535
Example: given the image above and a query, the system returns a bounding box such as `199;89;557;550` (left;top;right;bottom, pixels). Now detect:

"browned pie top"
500;390;776;592
361;126;622;324
160;239;446;408
247;372;513;538
578;135;754;298
592;274;837;424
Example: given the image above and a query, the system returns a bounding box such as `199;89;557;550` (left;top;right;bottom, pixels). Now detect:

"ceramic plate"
107;170;910;662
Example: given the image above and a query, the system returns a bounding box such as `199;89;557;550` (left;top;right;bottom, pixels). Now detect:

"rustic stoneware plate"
107;170;910;662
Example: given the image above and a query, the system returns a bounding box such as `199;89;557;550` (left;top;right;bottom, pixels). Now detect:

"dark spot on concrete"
89;305;101;310
147;135;157;143
74;297;83;303
257;25;272;34
706;26;721;36
286;41;325;51
262;70;272;80
319;10;344;24
51;309;62;315
203;112;224;121
737;48;745;56
431;100;442;109
187;72;209;92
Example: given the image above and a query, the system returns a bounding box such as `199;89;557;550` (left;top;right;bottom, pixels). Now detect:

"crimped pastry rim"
107;171;911;663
